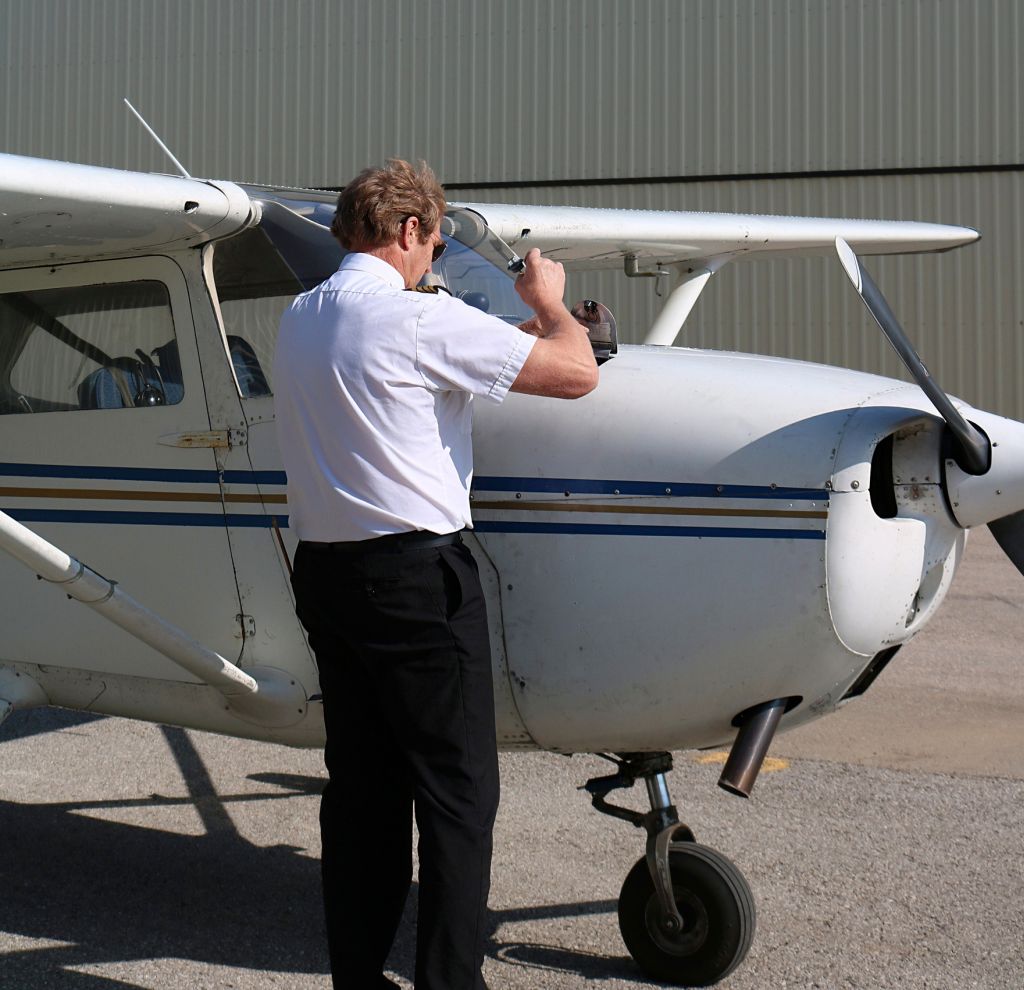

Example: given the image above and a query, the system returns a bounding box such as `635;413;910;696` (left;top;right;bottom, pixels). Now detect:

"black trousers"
291;535;499;990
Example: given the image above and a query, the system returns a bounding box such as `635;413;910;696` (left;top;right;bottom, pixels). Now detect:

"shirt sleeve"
414;292;537;403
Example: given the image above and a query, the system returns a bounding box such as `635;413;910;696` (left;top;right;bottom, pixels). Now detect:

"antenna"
122;98;192;179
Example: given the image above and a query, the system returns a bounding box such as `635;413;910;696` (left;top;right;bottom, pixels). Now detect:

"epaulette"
407;284;452;296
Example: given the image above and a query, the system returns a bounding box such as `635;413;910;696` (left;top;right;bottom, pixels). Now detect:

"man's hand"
518;314;593;338
514;249;569;321
517;315;544;337
508;248;599;400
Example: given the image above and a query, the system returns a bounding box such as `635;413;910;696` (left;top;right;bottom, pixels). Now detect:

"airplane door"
0;256;246;684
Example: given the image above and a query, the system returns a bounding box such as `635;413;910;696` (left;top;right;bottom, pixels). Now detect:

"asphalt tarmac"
1;528;1022;989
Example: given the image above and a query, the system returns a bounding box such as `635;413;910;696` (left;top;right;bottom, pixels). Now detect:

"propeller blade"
989;510;1024;577
835;237;990;476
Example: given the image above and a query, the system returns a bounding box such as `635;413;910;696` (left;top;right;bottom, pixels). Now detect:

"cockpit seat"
75;337;267;409
77;350;183;410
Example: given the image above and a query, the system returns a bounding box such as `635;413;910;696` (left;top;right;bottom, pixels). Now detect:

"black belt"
300;530;463;554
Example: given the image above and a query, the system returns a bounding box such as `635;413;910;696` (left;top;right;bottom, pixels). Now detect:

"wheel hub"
645;887;709;956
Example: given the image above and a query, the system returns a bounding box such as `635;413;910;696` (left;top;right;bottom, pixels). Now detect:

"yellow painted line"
471;500;827;520
0;486;287;505
696;751;790;772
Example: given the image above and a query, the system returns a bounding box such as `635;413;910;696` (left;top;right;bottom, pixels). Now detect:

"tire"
617;843;756;986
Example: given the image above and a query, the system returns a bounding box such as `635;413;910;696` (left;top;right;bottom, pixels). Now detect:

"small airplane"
0;147;1018;986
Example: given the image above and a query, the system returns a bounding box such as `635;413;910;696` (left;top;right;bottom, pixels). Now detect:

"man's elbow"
549;356;599;399
564;363;600;399
510;347;601;398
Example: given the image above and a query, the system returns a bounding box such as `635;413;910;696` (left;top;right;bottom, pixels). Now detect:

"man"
274;158;597;990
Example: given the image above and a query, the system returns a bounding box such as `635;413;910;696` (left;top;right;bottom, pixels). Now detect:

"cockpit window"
0;281;180;415
211;198;347;398
212;190;533;399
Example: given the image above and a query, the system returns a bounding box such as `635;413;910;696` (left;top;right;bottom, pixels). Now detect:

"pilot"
273;158;598;990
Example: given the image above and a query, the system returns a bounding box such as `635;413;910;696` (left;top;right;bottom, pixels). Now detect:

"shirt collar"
339;252;406;289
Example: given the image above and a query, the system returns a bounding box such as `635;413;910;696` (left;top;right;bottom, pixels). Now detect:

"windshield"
212;190;535;397
433;209;533;323
238;187;533;323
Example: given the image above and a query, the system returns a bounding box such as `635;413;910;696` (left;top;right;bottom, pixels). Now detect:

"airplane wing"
0;153;256;268
452;202;980;271
0;151;977;273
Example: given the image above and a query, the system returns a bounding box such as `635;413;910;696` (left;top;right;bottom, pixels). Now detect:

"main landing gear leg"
584;752;756;987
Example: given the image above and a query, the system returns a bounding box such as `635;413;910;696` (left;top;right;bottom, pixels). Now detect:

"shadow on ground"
1;706;105;742
1;710;635;987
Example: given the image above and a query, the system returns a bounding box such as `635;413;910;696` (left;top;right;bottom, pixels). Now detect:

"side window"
212;226;305;398
0;281;180;414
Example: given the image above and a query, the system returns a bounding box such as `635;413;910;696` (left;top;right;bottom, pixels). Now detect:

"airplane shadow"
1;705;105;742
0;711;637;987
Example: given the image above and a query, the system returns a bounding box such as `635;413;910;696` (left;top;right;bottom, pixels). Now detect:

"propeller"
835;238;1024;574
835;238;990;476
989;510;1024;576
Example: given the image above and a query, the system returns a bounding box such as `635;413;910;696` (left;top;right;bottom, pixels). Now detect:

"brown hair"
331;158;446;251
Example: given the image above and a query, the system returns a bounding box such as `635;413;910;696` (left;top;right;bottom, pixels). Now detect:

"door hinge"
235;614;256;640
159;428;247;449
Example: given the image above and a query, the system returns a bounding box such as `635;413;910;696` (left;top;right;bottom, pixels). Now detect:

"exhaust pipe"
718;698;789;798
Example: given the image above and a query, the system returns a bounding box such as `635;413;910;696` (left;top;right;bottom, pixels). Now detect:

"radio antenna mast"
122;98;192;179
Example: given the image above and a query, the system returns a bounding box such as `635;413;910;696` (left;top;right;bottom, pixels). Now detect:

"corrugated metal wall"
1;0;1022;414
3;0;1018;182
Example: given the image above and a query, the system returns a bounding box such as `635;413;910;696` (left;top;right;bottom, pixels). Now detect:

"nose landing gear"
584;752;755;987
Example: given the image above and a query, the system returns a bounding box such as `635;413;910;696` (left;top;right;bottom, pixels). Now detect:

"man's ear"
400;216;419;250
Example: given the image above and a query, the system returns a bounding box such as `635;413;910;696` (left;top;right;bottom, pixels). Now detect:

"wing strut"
643;258;729;347
0;508;306;727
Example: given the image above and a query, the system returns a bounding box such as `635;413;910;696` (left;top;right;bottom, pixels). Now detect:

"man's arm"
510;249;599;399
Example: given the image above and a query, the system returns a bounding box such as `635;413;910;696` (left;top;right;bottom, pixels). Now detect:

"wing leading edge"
452;202;980;271
0;153;257;269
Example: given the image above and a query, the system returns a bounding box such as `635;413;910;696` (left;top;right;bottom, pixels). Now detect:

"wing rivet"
851;480;860;490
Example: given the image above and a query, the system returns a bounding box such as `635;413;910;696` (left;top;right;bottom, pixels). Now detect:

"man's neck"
364;244;416;288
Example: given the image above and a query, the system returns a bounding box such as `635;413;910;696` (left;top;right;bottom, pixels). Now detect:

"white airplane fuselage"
0;250;967;755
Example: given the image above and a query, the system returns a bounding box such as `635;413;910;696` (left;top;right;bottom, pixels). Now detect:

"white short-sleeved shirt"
274;253;536;542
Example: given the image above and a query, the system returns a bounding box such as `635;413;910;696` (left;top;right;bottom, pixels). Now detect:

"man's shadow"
1;710;634;987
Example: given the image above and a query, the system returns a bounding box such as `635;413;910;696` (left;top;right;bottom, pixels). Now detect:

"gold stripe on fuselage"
470;500;828;520
0;486;288;505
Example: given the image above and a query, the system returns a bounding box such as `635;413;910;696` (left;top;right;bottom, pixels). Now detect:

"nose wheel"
584;752;755;986
619;841;755;985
